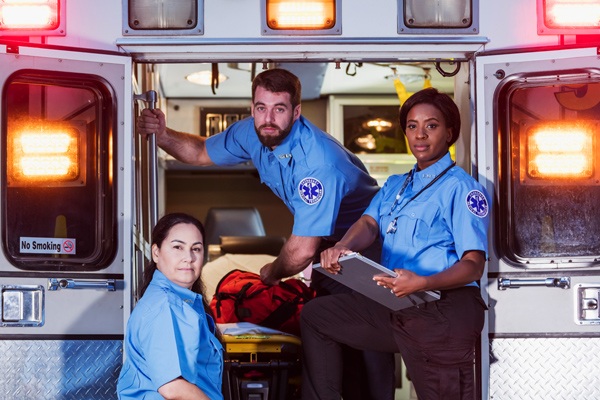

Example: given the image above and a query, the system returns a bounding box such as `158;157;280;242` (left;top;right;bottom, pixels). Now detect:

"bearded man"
137;67;393;400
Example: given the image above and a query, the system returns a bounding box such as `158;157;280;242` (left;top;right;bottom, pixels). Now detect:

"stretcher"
202;254;304;400
220;323;302;400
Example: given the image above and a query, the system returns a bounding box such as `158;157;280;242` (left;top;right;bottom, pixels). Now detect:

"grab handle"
134;90;159;228
48;278;116;291
498;277;570;290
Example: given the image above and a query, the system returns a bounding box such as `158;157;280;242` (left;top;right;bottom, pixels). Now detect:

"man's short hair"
252;68;302;108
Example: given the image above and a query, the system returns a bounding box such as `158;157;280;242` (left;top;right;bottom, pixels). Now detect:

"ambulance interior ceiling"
156;62;456;99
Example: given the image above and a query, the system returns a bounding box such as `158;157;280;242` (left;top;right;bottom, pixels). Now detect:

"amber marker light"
266;0;335;29
526;122;594;179
10;127;80;183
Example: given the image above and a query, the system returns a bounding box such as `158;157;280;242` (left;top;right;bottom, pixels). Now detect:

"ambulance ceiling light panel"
261;0;341;35
398;0;479;34
537;0;600;34
123;0;203;36
0;0;65;36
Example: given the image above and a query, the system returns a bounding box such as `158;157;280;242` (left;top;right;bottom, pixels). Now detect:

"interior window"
343;105;408;154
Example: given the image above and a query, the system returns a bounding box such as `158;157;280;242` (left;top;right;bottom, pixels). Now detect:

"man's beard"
254;120;293;148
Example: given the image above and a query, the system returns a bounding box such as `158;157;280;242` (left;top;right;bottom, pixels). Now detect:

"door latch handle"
48;278;116;291
498;277;570;290
575;284;600;325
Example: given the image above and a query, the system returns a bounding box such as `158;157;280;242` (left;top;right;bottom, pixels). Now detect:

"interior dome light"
363;118;393;132
186;71;228;86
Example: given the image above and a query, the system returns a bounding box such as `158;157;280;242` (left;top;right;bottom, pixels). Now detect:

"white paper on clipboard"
313;252;440;311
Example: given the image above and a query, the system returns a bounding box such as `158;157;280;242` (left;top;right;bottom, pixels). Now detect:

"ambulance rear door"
0;42;133;399
475;46;600;400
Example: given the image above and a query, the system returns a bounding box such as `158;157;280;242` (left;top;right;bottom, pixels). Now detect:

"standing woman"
118;213;223;400
301;88;490;400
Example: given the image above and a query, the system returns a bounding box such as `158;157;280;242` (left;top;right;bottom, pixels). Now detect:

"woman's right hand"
319;245;352;274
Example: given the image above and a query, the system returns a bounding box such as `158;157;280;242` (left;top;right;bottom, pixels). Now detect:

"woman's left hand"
373;269;427;297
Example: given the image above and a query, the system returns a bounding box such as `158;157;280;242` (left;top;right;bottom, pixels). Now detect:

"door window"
497;74;600;265
2;70;117;270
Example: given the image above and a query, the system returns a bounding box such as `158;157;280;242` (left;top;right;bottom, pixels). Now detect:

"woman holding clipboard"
300;88;490;400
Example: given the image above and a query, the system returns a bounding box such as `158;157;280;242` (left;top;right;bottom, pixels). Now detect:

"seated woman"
118;213;223;400
300;88;491;400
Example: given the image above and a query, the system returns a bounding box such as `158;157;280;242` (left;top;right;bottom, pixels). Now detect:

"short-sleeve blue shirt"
364;153;490;285
117;270;223;399
206;116;379;239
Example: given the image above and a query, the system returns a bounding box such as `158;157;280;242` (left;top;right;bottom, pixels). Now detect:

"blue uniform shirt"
117;270;223;399
206;116;379;239
364;153;490;284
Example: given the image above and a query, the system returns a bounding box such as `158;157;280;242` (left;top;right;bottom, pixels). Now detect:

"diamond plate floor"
489;337;600;400
0;340;122;400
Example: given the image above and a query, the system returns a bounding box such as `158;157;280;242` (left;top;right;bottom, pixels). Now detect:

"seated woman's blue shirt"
117;270;223;399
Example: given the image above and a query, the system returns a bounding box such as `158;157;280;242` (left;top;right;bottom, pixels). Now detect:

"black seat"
204;207;267;246
219;235;286;256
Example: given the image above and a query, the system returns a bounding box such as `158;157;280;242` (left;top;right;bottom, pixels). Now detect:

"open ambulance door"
475;46;600;400
0;43;133;399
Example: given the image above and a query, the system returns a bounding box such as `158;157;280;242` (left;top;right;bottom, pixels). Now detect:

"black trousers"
300;286;486;400
308;238;395;400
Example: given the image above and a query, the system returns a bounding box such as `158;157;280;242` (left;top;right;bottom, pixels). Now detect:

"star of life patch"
298;177;324;205
466;189;488;218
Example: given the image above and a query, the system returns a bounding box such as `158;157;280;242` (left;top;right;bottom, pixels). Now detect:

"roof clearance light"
538;0;600;34
11;128;79;182
0;0;60;31
265;0;336;30
125;0;200;33
526;122;594;179
399;0;478;33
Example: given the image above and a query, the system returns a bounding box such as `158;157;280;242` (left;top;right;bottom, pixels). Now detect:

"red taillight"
0;0;63;35
538;0;600;34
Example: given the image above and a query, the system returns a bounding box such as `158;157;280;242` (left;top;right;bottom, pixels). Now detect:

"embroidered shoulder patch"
298;177;324;205
466;190;489;218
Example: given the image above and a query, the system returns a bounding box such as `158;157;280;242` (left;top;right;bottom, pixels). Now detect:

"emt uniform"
301;153;491;400
206;116;379;241
207;115;390;400
117;270;223;400
366;152;489;279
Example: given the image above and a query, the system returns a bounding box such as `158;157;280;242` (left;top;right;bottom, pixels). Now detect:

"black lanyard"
386;162;456;234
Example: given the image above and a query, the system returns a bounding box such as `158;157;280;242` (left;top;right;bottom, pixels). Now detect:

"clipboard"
312;252;440;311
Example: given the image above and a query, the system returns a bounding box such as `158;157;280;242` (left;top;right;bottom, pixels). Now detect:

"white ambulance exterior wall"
42;0;559;53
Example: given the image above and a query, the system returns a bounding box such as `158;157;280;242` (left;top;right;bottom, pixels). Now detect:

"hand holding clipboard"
313;252;440;311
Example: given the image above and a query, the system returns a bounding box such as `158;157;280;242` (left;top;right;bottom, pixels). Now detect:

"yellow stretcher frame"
223;334;302;357
222;333;302;400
